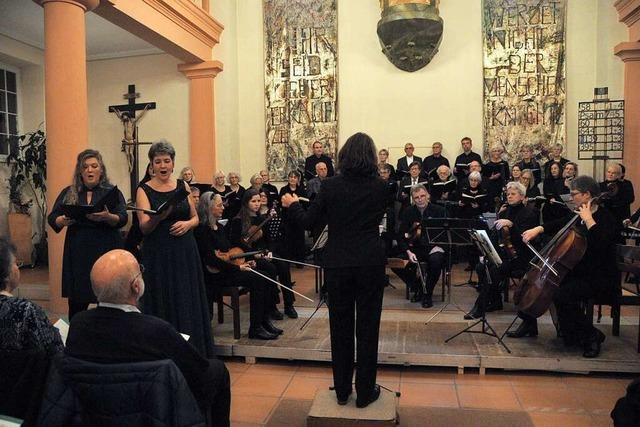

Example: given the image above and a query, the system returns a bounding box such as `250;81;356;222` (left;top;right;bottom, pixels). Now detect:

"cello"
514;191;611;318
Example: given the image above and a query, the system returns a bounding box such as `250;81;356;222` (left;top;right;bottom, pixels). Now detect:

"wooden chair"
216;286;249;340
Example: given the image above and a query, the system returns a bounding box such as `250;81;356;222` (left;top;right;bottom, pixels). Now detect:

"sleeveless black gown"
140;180;214;357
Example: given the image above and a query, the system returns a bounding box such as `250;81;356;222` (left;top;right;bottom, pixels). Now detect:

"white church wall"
214;0;626;184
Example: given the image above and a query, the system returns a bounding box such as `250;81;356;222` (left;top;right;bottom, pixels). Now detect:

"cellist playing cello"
518;176;619;358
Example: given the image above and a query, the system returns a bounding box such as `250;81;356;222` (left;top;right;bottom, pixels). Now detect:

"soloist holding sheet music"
136;140;213;357
48;149;127;319
282;132;387;408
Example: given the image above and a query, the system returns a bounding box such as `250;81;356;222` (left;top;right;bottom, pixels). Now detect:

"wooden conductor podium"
307;388;398;426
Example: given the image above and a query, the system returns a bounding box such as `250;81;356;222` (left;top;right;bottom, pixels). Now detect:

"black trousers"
325;265;385;400
272;259;295;307
392;251;445;298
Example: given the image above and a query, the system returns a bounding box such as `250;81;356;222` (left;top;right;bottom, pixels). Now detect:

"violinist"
599;162;635;236
394;185;446;308
465;182;538;319
230;189;295;320
194;193;280;340
519;176;619;358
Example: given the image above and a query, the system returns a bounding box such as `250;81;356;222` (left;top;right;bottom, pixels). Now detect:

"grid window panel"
8;114;16;134
0;114;5;134
6;71;16;93
0;134;8;155
0;91;5;112
7;92;16;113
0;71;4;89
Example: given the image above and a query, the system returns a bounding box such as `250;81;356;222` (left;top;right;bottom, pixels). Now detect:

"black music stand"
300;226;329;331
445;229;511;353
422;218;485;323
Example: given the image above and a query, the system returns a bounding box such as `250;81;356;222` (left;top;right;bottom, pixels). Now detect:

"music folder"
61;186;119;221
127;185;189;216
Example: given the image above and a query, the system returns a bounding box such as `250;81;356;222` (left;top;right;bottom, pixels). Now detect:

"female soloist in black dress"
136;140;213;357
48;149;127;319
282;132;388;408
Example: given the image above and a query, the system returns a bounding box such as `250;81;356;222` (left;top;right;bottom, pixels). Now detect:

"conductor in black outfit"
282;132;387;408
66;249;230;425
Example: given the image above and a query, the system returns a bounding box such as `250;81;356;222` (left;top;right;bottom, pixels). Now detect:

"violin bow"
268;255;320;269
247;268;314;302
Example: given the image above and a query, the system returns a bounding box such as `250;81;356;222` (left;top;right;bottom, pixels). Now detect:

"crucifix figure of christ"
108;84;157;200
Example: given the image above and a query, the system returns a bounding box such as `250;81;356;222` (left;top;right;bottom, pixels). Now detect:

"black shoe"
262;320;283;335
464;307;484;320
410;290;423;303
356;385;381;408
583;329;605;358
269;308;284;320
506;320;538;338
248;326;278;340
336;390;352;406
421;296;433;308
284;305;298;319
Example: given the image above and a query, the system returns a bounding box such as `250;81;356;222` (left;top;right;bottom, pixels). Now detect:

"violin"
215;247;267;266
498;225;517;260
404;221;422;244
242;202;279;246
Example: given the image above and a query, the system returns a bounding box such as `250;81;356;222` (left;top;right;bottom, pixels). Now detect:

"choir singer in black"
281;132;387;408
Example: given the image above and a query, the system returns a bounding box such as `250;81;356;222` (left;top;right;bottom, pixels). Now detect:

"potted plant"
5;128;47;266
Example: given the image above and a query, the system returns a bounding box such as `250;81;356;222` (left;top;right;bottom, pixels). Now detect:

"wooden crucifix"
108;84;157;201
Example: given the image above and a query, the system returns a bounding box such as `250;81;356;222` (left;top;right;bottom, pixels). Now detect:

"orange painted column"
615;42;640;204
37;0;98;316
178;61;224;183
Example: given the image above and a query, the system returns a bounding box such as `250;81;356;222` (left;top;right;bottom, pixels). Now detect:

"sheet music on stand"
469;229;502;267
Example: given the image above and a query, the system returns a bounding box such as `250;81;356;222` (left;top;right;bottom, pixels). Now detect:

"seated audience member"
543;143;569;179
422;142;450;181
194;193;281;339
600;162;635;232
396;142;422;180
0;237;63;355
378;148;397;181
510;164;522;182
464;182;538;319
514;144;542;185
392;185;446;308
429;165;457;205
65;249;230;425
397;160;426;213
